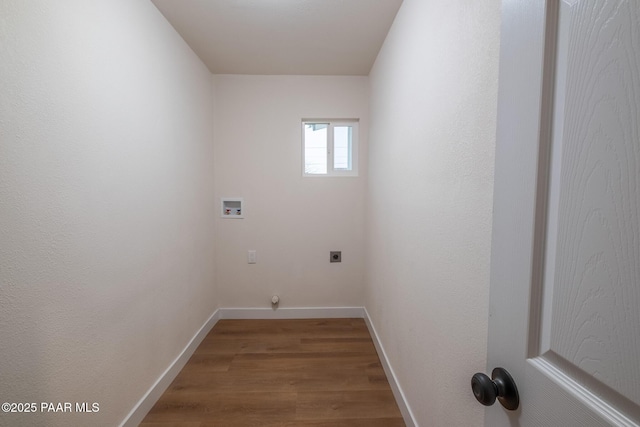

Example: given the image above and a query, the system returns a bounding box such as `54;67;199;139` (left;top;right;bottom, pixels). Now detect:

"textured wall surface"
364;0;501;425
0;1;217;425
213;75;368;308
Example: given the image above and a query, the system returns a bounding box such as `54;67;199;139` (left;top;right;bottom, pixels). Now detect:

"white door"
483;0;640;426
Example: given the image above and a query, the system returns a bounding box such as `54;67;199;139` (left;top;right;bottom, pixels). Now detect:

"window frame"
302;119;359;177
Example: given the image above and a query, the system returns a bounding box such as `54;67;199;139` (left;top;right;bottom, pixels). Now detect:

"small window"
302;120;358;176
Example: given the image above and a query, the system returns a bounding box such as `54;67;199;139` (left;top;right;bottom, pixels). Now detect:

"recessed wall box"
221;198;244;219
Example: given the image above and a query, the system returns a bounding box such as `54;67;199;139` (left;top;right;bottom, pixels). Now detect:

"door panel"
486;0;640;425
545;0;640;405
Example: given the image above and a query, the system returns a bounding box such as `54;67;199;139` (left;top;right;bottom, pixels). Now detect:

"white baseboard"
121;306;415;427
218;306;365;319
119;309;221;427
363;307;418;427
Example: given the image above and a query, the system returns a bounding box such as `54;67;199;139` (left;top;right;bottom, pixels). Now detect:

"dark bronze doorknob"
471;367;519;410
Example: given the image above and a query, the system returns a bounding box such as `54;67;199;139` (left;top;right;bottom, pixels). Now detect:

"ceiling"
150;0;403;75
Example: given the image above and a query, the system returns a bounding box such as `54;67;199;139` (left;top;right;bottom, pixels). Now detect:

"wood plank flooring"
139;318;405;426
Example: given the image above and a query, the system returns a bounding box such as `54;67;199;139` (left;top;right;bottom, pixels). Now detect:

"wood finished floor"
139;318;405;426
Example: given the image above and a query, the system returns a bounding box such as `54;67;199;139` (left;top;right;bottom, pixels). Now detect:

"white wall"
213;75;368;308
365;0;501;425
0;1;216;426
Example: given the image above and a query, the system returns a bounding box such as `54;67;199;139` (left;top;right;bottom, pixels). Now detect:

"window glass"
333;126;352;170
304;123;328;174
